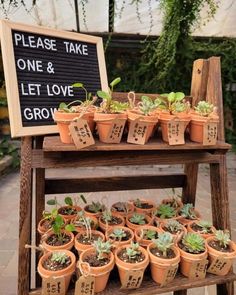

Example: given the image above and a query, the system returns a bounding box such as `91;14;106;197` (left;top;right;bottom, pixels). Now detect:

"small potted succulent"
134;225;161;248
47;196;82;222
84;201;106;219
54;82;97;143
190;101;219;143
187;220;216;239
160;219;187;242
161;189;183;209
42;215;75;252
178;203;201;225
147;232;180;285
105;226;134;249
73;211;98;231
38;250;76;293
126;213;152;231
178;233;207;278
206;230;236;276
79;238;115;292
132;198;155;215
95;77;129;143
111;201;134;217
37;208;59;236
98;210;125;232
127;96;159;143
74;213;104;253
115;242;149;288
154;204;179;223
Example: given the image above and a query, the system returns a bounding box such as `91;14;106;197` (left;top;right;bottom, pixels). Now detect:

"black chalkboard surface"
0;20;108;137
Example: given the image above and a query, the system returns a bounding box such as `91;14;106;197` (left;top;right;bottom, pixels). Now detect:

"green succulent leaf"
182;233;205;254
97;90;111;100
72;82;83;88
64;197;73;206
65;224;76;232
110;77;121;88
175;92;185;101
47;199;57;206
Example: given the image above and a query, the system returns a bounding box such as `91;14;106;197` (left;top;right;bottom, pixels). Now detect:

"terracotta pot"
178;239;208;278
134;225;161;248
177;209;201;226
84;205;105;219
58;205;82;222
160;221;187;243
126;213;152;231
127;110;158;143
38;250;76;293
79;248;115;293
147;243;180;285
115;245;149;288
132;199;156;216
187;221;216;239
105;226;134;251
159;113;191;143
54;110;95;144
75;230;105;254
74;215;98;232
99;212;125;233
37;218;53;236
111;202;135;217
42;230;75;252
94;112;127;143
190;114;219;143
206;236;236;275
161;197;183;210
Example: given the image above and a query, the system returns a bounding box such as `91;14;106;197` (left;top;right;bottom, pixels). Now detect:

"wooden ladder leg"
210;154;234;295
18;137;33;295
173;163;199;295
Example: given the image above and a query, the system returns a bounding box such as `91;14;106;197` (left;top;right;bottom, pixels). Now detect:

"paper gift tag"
74;275;95;295
42;276;65;295
203;121;218;145
69;119;95;149
160;264;178;287
207;256;231;275
167;119;185;145
127;119;149;145
105;118;126;143
121;269;143;289
188;259;208;280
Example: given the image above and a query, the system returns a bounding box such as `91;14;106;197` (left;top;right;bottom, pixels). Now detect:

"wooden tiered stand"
18;57;236;295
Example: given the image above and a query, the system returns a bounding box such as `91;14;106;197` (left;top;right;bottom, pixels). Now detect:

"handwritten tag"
207;256;231;275
42;276;65;295
121;269;143;289
203;122;218;145
188;259;208;280
160;264;178;287
105;118;126;143
167;120;185;145
74;275;95;295
127;120;149;145
69;119;95;149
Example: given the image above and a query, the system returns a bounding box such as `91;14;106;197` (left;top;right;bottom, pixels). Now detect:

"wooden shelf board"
29;273;236;295
43;136;231;152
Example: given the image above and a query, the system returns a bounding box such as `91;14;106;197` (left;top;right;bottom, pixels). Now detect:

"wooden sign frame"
0;20;108;137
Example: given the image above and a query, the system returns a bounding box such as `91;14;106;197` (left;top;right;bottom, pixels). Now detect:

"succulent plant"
137;96;162;115
182;233;205;254
93;238;112;260
152;232;174;257
215;230;231;248
51;252;68;264
165;220;183;233
126;242;140;259
194;101;215;117
102;210;113;223
141;229;158;240
43;208;58;220
88;201;105;213
196;220;212;234
110;228;126;240
129;213;146;225
51;215;75;242
155;204;176;219
134;198;142;208
180;203;197;219
158;92;190;115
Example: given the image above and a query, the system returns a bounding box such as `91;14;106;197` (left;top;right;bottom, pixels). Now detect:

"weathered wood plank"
18;137;33;295
182;164;198;205
28;273;236;295
45;174;186;194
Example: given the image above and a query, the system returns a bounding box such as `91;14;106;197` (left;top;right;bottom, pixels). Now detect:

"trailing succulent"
181;233;205;254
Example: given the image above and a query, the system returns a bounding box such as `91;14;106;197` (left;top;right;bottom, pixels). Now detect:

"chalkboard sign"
0;20;108;137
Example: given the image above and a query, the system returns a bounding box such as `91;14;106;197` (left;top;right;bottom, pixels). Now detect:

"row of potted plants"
54;78;219;145
36;196;236;293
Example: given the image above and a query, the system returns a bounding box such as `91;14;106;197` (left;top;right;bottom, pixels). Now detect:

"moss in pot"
147;232;180;285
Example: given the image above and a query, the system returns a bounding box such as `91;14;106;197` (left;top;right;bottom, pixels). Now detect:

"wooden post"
18;136;33;295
